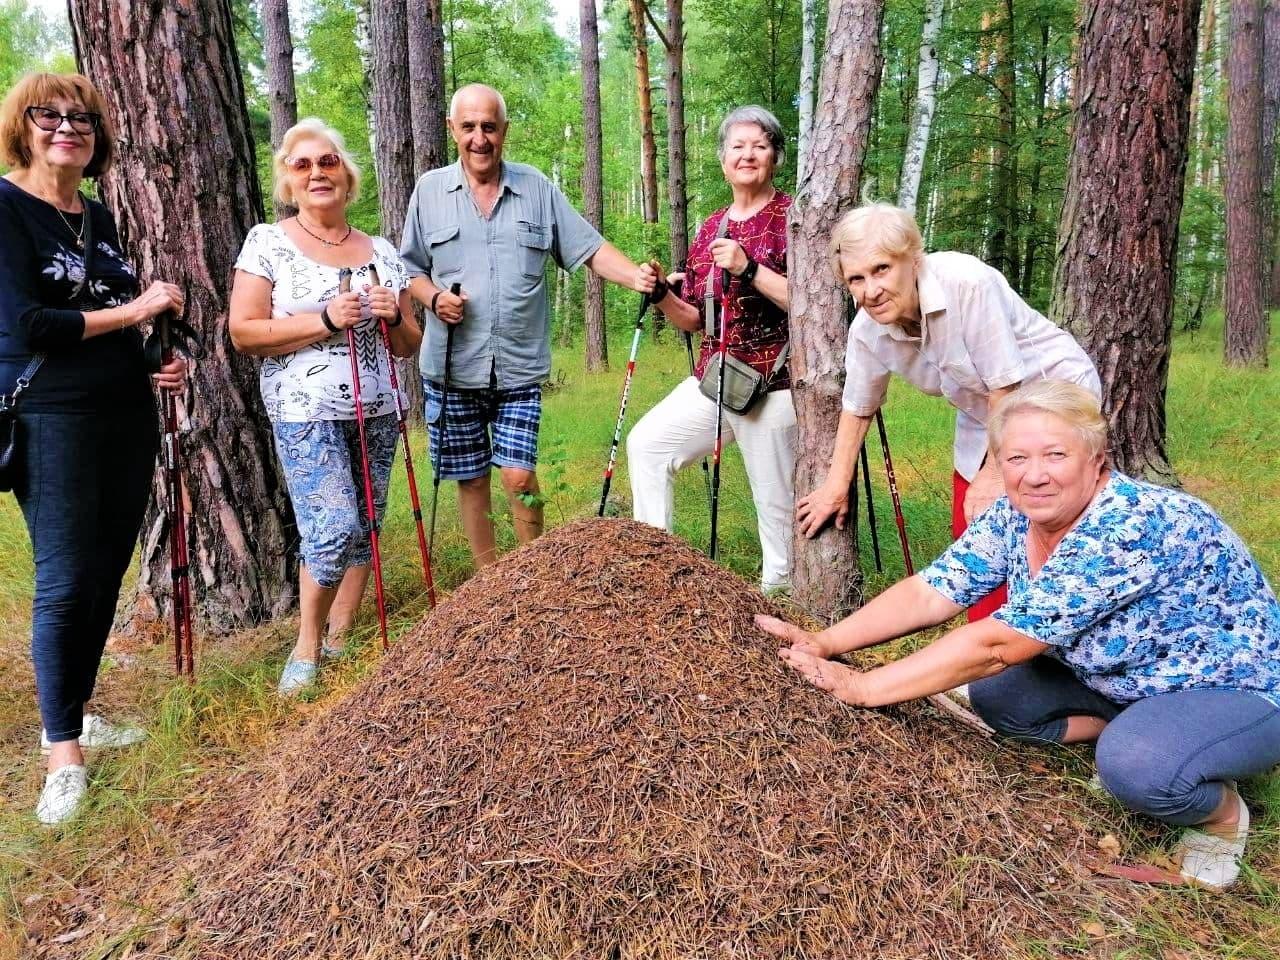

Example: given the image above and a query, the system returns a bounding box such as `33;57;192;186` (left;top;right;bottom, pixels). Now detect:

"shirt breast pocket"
428;223;462;279
516;222;551;278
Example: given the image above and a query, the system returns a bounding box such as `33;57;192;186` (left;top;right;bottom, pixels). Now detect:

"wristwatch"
738;254;759;286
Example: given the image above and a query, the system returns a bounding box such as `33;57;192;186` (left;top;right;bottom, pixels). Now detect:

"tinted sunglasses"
25;106;100;135
286;153;342;174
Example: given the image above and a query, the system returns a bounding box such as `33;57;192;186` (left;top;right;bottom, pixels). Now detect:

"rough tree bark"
796;0;818;187
407;0;449;177
261;0;298;221
1050;0;1201;484
988;0;1018;284
581;0;608;371
369;0;415;245
1225;0;1269;365
1264;0;1280;306
69;0;296;630
628;0;659;224
661;0;689;271
789;0;885;622
897;0;944;215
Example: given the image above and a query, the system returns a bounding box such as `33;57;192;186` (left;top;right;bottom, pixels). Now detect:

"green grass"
0;308;1277;956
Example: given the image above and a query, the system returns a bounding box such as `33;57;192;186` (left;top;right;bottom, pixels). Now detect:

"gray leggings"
969;657;1280;826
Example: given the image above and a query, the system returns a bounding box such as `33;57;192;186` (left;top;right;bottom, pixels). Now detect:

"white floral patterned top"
234;223;410;422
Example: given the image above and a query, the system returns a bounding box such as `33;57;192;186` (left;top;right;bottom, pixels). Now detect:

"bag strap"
703;212;731;337
0;354;44;412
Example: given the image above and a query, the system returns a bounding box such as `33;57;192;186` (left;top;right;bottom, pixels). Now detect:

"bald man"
401;83;660;569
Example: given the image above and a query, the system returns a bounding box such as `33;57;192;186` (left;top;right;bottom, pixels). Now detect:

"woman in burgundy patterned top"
627;106;796;590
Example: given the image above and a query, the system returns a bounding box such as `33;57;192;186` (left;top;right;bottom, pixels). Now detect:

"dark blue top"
0;177;150;412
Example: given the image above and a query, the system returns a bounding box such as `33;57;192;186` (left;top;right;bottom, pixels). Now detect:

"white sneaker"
40;714;147;754
277;655;319;697
1176;782;1250;891
35;764;88;826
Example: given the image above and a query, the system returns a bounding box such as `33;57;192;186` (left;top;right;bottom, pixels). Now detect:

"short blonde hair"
0;72;115;177
272;118;361;208
827;203;924;283
988;380;1108;459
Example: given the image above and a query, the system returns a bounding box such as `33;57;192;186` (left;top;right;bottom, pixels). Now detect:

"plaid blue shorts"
423;379;541;480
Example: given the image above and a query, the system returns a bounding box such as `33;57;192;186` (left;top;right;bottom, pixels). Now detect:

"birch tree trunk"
796;0;818;187
69;0;297;631
897;0;944;215
1225;0;1269;365
628;0;660;224
581;0;608;372
1050;0;1201;483
407;0;449;177
789;0;885;622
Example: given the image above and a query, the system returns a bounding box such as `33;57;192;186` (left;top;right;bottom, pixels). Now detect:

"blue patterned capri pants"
273;414;398;588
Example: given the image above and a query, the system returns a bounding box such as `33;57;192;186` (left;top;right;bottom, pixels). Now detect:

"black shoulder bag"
0;194;94;492
696;212;789;414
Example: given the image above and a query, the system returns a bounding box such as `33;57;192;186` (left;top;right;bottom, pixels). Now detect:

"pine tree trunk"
407;0;449;177
1263;0;1280;306
988;0;1018;284
796;0;818;188
1019;22;1050;295
664;0;689;271
1050;0;1202;484
789;0;885;623
69;0;297;631
370;0;414;245
1198;0;1220;188
581;0;608;372
1225;0;1269;365
897;0;943;215
261;0;298;221
628;0;659;224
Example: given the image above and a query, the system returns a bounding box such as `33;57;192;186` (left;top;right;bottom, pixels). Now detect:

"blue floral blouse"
921;472;1280;707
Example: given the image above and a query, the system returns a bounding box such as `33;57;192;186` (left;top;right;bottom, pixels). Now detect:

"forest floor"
0;311;1277;958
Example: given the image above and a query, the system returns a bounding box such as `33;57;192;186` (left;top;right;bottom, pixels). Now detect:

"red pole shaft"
347;324;390;650
876;410;913;576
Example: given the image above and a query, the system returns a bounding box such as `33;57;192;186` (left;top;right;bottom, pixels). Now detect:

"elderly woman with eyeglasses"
764;381;1280;892
229;117;422;697
0;73;188;825
627;105;794;591
796;204;1100;620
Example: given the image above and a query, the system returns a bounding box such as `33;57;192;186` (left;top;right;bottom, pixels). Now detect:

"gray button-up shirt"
400;160;604;390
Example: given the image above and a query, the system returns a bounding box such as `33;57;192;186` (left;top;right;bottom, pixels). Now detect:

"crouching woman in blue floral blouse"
758;380;1280;891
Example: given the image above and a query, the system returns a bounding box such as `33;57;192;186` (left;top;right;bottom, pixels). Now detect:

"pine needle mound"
189;519;1127;959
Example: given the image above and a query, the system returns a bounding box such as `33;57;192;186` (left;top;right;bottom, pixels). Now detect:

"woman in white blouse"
229;118;421;694
796;203;1099;620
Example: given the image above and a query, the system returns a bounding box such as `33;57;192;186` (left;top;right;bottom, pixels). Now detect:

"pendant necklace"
54;204;85;249
297;216;352;248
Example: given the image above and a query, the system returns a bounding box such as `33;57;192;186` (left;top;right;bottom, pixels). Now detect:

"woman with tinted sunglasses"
0;72;188;825
229;118;421;697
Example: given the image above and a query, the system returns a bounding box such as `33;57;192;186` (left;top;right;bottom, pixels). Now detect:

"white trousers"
626;377;796;587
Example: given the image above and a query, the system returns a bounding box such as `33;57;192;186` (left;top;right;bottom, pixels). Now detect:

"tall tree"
657;0;689;271
628;0;660;223
1019;19;1051;294
69;0;296;630
796;0;819;186
581;0;608;371
1224;0;1269;365
898;0;944;214
407;0;449;177
369;0;415;244
789;0;885;621
1264;0;1280;306
987;0;1018;282
1050;0;1202;483
261;0;298;220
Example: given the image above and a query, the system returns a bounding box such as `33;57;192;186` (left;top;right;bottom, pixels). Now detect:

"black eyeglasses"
25;106;100;135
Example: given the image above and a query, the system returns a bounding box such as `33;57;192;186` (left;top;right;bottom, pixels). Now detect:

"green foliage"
0;0;72;92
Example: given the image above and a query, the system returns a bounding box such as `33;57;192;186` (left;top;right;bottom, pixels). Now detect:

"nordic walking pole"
340;268;390;651
708;263;731;561
368;265;437;608
598;291;650;516
875;409;913;575
674;264;712;509
159;308;195;678
426;282;463;576
859;439;883;573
